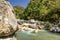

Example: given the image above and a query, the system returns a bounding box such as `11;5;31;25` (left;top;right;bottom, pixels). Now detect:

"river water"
14;31;60;40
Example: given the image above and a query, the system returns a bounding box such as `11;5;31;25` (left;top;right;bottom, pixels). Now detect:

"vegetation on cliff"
23;0;60;22
13;0;60;23
14;6;24;19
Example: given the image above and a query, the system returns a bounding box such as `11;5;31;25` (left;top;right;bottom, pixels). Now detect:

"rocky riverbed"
17;19;60;33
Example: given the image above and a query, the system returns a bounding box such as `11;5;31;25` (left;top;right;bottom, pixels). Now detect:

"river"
14;30;60;40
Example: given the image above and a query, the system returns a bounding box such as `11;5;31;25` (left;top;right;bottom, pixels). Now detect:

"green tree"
14;6;24;19
23;0;60;22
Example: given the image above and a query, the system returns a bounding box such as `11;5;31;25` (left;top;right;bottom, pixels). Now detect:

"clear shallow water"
15;31;60;40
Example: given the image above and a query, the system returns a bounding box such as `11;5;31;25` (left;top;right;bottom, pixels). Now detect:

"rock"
29;19;36;23
0;0;18;37
32;29;39;33
17;19;25;25
49;27;56;32
22;23;38;29
49;24;60;33
40;21;45;25
0;36;17;40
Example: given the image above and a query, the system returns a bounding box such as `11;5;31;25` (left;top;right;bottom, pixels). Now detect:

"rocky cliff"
0;0;18;37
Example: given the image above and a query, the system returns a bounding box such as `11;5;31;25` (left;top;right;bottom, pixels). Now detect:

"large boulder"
0;0;18;37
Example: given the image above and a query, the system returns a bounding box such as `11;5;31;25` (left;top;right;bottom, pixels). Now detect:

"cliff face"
0;0;18;37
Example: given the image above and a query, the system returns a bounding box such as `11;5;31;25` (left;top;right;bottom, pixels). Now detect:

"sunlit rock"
0;0;18;37
32;29;39;33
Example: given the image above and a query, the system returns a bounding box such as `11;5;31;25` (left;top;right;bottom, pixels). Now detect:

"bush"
14;6;24;19
45;21;50;29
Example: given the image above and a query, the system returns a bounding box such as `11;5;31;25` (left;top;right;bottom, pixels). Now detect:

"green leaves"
14;6;24;19
22;0;60;22
13;0;60;23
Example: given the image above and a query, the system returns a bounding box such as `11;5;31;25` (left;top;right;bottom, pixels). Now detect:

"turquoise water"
15;31;60;40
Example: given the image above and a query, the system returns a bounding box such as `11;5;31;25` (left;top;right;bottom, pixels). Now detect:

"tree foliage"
23;0;60;22
14;6;24;19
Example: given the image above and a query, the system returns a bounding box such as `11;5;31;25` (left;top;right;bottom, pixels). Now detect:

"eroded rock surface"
0;0;17;37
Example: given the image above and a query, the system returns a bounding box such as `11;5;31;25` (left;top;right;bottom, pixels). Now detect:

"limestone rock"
0;36;17;40
0;0;18;37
